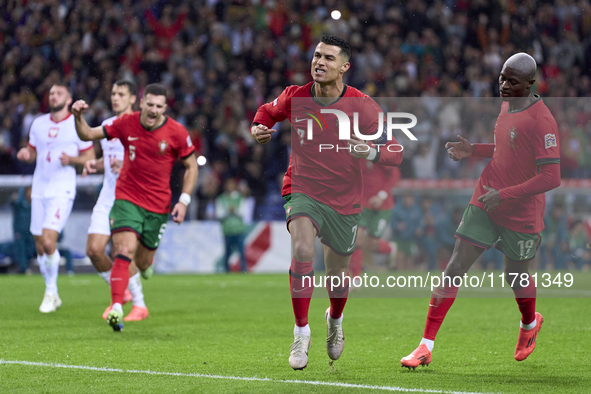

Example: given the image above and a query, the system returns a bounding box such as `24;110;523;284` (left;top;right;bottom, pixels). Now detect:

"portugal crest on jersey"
508;127;519;148
158;140;168;155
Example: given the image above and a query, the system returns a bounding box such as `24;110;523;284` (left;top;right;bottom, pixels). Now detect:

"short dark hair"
320;35;351;61
52;82;72;96
114;79;138;96
143;83;167;98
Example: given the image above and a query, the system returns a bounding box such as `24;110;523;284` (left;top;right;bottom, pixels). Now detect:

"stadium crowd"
0;0;590;270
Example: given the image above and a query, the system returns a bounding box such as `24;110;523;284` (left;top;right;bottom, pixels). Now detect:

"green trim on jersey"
284;193;361;256
140;116;168;132
455;204;541;262
536;158;560;165
507;94;541;114
310;83;348;107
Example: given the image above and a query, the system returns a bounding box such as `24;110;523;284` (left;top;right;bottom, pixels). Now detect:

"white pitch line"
0;359;493;394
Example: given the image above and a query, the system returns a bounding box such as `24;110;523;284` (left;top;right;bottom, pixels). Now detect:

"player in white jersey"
17;83;95;313
83;80;149;322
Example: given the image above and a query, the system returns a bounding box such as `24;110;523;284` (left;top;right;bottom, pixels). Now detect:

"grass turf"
0;273;590;393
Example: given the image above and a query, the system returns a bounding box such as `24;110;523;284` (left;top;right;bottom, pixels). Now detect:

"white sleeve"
77;138;94;152
28;120;39;148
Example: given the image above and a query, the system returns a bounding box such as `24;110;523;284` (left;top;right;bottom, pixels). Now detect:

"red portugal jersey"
253;82;403;215
361;161;401;211
103;112;195;214
469;98;560;233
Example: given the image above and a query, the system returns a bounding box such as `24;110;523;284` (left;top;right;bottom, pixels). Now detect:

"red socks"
377;239;392;254
111;254;132;305
289;258;314;327
423;285;459;340
511;274;536;325
328;279;349;319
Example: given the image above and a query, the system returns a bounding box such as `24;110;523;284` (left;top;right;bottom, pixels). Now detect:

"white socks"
294;324;311;336
112;303;123;314
328;314;343;325
39;250;60;295
420;338;434;352
520;318;537;330
98;270;111;285
127;273;146;308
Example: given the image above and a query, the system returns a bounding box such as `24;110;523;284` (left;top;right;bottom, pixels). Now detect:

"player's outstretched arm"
71;100;106;141
171;152;198;224
16;146;37;163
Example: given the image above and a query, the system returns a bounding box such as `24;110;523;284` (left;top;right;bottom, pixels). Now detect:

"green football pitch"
1;273;590;393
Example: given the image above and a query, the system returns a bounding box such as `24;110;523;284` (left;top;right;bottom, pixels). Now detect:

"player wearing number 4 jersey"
83;80;149;322
401;53;561;369
252;35;403;370
72;83;198;332
17;83;95;313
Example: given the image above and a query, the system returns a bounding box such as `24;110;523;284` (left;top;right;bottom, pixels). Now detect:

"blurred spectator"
540;203;569;270
568;220;591;270
391;194;422;270
0;187;36;273
215;178;247;273
417;197;440;270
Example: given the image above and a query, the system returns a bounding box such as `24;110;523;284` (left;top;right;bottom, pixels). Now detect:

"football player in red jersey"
349;162;401;277
251;35;403;369
71;83;198;331
401;53;561;369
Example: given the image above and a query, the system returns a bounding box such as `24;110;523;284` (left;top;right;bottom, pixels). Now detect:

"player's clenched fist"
17;148;32;161
71;100;89;116
251;124;276;145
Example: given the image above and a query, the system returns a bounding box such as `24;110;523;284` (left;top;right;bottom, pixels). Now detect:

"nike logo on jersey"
128;136;139;141
292;287;309;293
294;117;307;122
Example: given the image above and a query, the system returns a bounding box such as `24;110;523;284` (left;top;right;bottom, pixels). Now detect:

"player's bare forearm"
66;148;96;166
181;153;198;196
74;117;103;142
71;100;105;141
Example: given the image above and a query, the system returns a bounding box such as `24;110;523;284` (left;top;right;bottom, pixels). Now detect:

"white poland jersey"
28;113;94;199
96;115;125;206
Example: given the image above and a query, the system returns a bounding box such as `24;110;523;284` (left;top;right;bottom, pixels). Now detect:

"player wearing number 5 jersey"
401;53;561;369
72;83;198;332
83;80;149;322
251;35;403;370
17;83;95;313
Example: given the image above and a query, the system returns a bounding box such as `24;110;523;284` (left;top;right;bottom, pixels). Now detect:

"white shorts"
88;201;113;236
88;182;116;236
30;197;74;236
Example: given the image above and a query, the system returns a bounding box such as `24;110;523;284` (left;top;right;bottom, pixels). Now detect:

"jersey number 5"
129;145;136;161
